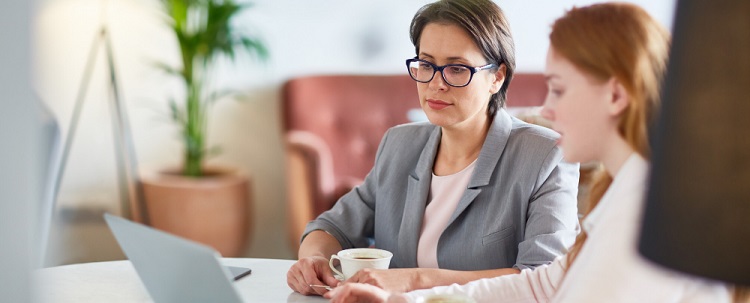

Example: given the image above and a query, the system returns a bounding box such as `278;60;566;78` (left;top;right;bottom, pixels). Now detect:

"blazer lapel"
445;109;513;227
397;126;441;267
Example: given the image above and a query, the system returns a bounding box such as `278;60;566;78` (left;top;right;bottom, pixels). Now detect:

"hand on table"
324;282;391;303
345;268;422;293
286;256;340;296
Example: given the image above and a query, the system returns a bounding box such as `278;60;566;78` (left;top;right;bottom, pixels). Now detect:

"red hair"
548;2;670;271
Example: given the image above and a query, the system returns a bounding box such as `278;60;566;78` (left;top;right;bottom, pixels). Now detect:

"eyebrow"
418;52;470;62
544;74;560;81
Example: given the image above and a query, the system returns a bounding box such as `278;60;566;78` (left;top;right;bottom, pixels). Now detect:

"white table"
33;258;328;302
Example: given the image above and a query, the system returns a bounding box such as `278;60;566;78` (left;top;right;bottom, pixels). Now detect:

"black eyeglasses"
406;58;497;87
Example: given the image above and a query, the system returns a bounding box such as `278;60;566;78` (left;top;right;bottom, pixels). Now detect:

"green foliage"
157;0;268;177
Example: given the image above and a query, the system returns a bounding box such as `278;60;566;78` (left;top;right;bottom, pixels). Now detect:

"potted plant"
139;0;268;257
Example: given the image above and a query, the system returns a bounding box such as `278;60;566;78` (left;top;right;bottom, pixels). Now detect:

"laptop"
104;213;250;303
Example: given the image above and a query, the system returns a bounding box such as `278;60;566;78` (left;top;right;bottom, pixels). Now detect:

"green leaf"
168;98;186;125
206;89;239;104
240;37;269;61
151;61;183;78
153;0;268;176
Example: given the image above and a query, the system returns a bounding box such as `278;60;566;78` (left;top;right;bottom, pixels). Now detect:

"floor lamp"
54;25;147;224
639;0;750;286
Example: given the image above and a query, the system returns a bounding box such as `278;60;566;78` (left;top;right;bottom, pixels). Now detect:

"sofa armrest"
285;131;337;254
286;131;336;202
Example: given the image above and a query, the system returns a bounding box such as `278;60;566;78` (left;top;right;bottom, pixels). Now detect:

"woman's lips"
426;99;452;110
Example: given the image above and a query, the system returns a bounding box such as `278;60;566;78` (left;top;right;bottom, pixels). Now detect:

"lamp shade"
638;0;750;286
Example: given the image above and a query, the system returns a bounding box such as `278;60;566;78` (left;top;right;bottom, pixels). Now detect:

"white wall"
34;0;676;260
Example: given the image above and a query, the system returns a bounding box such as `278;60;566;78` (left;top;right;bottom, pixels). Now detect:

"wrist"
411;268;434;291
298;230;342;259
387;293;412;303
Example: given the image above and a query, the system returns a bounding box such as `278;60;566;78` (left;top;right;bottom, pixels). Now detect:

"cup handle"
329;255;345;279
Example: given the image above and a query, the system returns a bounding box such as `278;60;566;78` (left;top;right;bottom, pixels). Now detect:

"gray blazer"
303;109;580;270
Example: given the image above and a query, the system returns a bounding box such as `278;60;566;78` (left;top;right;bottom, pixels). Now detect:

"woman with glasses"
287;0;579;296
325;3;732;303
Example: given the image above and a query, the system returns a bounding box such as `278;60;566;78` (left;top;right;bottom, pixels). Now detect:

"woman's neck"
601;134;636;178
433;114;490;175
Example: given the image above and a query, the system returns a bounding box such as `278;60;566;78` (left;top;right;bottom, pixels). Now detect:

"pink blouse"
417;160;478;268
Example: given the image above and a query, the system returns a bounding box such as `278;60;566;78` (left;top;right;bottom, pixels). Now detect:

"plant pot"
139;167;251;257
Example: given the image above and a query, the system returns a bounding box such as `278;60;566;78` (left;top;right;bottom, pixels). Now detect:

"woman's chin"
562;151;594;166
423;114;446;126
560;147;584;164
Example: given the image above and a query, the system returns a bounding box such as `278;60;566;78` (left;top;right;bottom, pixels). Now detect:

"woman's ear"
608;78;630;116
491;64;507;94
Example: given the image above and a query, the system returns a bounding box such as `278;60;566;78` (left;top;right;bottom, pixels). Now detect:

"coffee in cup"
329;248;393;280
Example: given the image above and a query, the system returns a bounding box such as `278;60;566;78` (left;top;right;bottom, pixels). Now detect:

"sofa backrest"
283;75;420;181
281;73;548;197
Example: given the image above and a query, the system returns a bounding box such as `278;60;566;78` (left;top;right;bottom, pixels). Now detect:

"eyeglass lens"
408;60;473;87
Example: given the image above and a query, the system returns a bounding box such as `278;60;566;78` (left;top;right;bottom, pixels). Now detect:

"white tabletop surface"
33;258;328;303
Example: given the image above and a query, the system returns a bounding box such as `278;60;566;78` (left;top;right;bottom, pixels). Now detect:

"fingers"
302;262;329;296
347;268;383;288
287;260;316;295
317;258;341;287
324;286;339;301
325;284;356;303
325;283;390;303
287;256;335;296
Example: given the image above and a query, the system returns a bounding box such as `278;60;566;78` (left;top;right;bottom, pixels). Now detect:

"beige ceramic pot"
139;167;251;257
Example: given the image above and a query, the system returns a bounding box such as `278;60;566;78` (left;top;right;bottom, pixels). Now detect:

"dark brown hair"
409;0;516;116
549;3;670;270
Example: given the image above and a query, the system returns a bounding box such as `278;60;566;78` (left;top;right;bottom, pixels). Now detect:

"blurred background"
26;0;676;266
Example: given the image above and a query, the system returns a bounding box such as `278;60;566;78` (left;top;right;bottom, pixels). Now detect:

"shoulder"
497;116;576;183
507;116;560;148
385;121;436;140
500;116;562;164
378;121;437;150
371;121;437;164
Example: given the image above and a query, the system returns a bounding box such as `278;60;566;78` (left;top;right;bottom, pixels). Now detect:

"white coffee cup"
329;248;393;280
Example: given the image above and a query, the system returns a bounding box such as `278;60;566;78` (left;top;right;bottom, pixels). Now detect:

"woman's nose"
428;71;449;90
541;98;556;121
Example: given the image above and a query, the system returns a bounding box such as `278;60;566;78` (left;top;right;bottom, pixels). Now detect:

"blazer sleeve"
515;144;580;270
300;129;392;249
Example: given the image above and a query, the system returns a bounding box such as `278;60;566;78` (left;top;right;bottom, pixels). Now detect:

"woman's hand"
346;268;423;292
324;282;391;303
289;230;343;295
286;256;340;296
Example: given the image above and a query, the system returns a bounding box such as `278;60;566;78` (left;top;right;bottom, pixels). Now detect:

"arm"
515;144;579;270
346;267;520;293
287;231;343;296
299;127;393;250
288;130;393;296
299;230;343;259
290;176;379;295
329;257;568;303
410;268;520;289
401;257;568;303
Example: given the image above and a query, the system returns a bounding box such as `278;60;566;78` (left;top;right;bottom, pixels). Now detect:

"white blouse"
397;154;730;303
